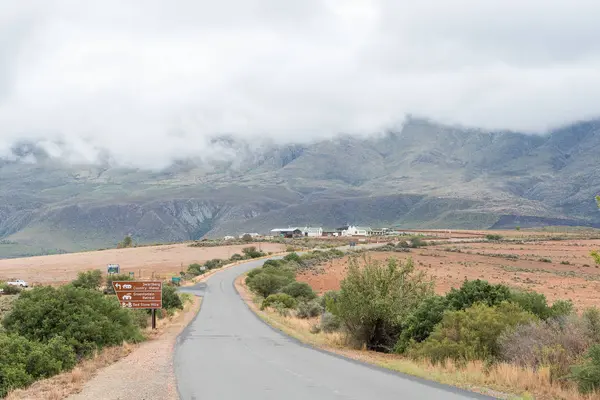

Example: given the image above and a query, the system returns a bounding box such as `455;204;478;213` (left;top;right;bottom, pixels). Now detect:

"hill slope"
1;118;599;256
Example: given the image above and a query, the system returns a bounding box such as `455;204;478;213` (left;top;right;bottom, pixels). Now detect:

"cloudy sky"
1;0;599;168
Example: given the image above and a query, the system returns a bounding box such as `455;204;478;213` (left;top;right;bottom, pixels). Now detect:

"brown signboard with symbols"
112;281;162;309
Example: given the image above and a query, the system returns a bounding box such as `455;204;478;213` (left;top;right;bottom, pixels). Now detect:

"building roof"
354;226;372;231
303;227;322;232
271;228;302;232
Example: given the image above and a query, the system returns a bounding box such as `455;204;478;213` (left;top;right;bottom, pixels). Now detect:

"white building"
239;232;260;239
341;225;372;237
223;235;235;240
302;226;323;237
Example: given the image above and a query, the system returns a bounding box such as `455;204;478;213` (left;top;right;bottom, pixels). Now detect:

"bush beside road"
239;252;600;399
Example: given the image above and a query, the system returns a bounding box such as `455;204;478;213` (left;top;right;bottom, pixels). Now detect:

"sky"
1;0;600;168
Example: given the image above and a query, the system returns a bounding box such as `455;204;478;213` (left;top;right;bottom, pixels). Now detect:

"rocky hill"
1;117;599;257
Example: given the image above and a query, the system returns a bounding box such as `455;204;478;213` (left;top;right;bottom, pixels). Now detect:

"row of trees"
185;246;267;278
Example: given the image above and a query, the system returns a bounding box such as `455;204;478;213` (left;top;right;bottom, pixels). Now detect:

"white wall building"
341;226;372;237
302;227;323;237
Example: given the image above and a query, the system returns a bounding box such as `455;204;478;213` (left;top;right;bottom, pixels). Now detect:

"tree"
105;273;133;295
445;279;512;310
395;295;449;353
336;256;433;352
247;273;293;298
71;270;103;290
162;284;183;310
242;234;253;242
117;235;133;249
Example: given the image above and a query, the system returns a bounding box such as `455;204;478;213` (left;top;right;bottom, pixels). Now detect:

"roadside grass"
236;274;598;400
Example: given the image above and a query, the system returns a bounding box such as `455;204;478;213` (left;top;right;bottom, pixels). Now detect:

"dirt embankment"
0;242;285;285
297;239;600;310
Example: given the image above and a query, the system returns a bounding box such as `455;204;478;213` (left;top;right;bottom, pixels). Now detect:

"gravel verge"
65;297;201;400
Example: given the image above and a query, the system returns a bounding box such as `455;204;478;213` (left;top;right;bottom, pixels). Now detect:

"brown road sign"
112;281;162;309
112;281;162;292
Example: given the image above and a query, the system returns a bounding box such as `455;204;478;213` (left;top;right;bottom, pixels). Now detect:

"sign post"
112;281;163;329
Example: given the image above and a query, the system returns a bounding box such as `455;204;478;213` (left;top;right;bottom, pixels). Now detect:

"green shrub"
71;270;103;290
570;344;600;394
320;290;340;315
261;293;297;310
0;284;22;295
486;234;503;241
248;273;293;298
320;312;341;333
242;246;265;259
0;334;77;397
230;253;244;261
130;309;149;329
446;279;511;310
336;256;433;352
409;302;536;364
510;289;552;320
296;300;323;319
162;284;183;310
2;285;144;358
263;259;285;268
105;273;133;295
583;307;600;344
204;259;225;270
395;295;449;354
549;299;574;319
409;236;426;248
283;252;301;263
281;282;317;300
187;263;204;276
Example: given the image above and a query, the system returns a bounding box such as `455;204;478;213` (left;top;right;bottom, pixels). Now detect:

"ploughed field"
0;242;286;285
297;238;600;310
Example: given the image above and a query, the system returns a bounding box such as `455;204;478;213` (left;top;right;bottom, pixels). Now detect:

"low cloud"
1;0;600;168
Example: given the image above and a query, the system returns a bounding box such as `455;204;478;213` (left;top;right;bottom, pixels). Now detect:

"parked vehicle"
7;279;28;287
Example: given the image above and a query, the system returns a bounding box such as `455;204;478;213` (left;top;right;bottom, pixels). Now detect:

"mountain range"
1;117;600;258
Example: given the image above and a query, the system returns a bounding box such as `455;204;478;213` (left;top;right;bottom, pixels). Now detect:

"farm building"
302;227;323;237
338;225;372;237
271;228;303;238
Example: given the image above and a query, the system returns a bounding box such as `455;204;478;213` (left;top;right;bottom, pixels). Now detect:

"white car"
7;279;28;288
123;284;133;289
122;294;132;300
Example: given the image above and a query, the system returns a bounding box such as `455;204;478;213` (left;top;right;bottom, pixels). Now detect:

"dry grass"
6;296;201;400
236;274;598;400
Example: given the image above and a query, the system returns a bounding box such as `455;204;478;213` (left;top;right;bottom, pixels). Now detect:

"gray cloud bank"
1;0;600;168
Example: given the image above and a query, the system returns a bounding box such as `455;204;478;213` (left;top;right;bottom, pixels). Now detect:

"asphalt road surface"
174;257;496;400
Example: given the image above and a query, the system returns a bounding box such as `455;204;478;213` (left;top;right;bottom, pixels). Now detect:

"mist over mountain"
2;117;599;257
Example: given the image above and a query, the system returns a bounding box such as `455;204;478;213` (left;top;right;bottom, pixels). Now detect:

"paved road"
174;257;495;400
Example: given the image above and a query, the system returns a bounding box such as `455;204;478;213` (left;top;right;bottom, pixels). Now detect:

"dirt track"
0;242;285;285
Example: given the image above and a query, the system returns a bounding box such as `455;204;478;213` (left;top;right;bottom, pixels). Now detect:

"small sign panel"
107;264;120;274
112;281;162;309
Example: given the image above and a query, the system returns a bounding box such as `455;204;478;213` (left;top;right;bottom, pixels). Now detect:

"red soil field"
297;239;600;310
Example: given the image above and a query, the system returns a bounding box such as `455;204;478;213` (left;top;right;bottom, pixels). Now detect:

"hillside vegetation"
2;118;600;256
